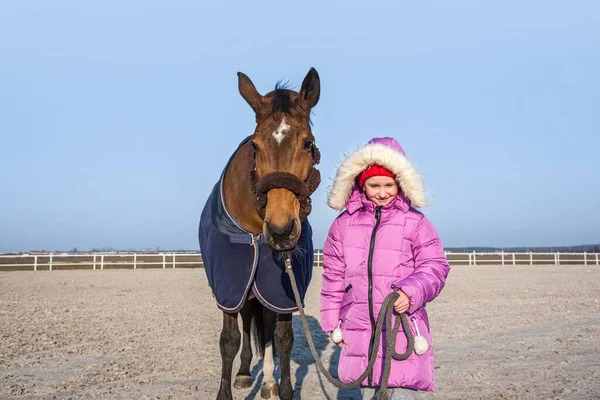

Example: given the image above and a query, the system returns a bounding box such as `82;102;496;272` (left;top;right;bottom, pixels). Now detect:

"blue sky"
1;1;599;252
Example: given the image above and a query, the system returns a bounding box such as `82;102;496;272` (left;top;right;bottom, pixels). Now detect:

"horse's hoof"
260;383;278;399
278;382;293;400
234;374;253;389
216;387;233;400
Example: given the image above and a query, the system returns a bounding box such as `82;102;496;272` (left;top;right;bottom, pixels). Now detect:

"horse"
198;68;321;400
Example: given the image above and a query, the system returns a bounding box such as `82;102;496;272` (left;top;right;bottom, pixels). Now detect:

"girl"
321;137;450;399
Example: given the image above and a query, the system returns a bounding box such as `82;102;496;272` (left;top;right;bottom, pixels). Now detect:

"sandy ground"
1;265;599;400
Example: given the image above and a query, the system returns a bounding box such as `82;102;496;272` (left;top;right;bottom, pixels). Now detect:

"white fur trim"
327;143;427;210
331;320;343;344
414;335;429;355
410;316;429;355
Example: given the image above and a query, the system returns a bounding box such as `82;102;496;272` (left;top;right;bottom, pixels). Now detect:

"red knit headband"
357;164;395;188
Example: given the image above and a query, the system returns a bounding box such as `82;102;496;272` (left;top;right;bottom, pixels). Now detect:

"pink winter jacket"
321;137;450;391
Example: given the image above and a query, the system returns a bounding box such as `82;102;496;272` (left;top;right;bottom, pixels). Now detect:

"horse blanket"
198;136;314;314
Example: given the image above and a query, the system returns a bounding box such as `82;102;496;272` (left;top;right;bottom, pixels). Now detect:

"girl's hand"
393;290;410;314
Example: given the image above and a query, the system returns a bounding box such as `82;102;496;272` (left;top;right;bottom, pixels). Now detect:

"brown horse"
199;68;321;400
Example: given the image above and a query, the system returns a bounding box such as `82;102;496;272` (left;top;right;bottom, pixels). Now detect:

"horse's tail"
250;299;265;359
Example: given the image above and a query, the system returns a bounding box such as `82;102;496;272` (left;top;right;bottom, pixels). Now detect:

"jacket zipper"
367;206;382;386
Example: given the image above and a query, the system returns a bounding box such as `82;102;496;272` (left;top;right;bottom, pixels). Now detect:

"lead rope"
284;259;415;400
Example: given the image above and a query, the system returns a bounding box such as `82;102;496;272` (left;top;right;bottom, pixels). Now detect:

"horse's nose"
267;219;296;240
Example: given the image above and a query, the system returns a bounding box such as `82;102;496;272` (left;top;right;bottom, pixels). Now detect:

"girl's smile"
363;175;398;206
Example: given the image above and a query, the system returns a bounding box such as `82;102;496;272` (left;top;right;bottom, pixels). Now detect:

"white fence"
0;253;201;271
0;251;599;271
316;251;599;267
443;251;600;266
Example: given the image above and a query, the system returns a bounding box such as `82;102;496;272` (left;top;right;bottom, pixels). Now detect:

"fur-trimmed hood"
327;137;426;210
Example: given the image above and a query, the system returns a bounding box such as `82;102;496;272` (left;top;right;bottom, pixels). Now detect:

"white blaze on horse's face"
272;118;290;145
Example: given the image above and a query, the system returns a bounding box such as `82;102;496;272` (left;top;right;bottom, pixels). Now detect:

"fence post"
133;253;137;270
529;252;533;266
584;252;587;266
512;253;516;265
473;251;477;266
49;254;53;271
556;252;560;266
468;253;472;266
34;255;38;271
93;254;96;270
172;253;176;269
501;251;504;266
101;254;104;270
596;253;599;266
162;253;166;269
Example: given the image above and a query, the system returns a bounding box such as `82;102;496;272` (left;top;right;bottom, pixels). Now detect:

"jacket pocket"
339;284;356;322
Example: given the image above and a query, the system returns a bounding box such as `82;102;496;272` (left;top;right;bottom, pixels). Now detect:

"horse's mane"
270;80;313;125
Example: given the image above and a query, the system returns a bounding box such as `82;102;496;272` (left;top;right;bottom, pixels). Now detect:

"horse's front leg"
260;308;279;399
274;313;294;400
217;311;240;400
234;298;254;389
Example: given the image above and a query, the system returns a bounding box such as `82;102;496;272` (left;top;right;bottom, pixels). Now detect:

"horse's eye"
251;141;259;152
303;139;314;151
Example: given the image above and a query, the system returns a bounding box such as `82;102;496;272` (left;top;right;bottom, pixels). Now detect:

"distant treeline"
445;244;600;253
4;244;599;256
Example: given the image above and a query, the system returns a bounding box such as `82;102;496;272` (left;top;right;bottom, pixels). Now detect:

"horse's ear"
237;72;263;113
299;67;320;110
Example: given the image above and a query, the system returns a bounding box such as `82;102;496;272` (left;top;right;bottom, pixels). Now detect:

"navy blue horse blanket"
198;137;314;314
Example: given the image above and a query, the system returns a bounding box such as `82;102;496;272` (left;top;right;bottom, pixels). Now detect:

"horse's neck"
223;142;263;234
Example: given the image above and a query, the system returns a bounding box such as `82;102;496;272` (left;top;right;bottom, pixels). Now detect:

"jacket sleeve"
396;214;450;314
320;217;346;332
